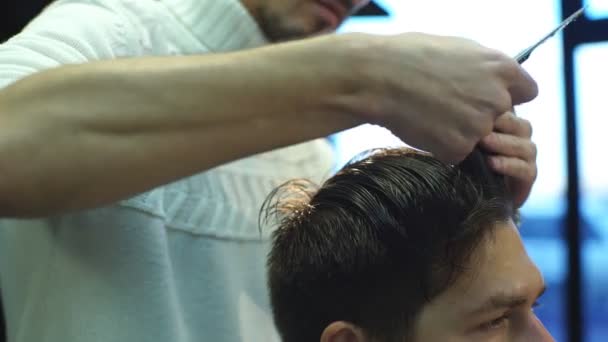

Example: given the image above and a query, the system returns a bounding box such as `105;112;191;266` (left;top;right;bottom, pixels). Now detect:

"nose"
529;315;555;342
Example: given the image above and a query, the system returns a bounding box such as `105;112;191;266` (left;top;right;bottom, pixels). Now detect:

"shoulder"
0;0;158;88
16;0;148;56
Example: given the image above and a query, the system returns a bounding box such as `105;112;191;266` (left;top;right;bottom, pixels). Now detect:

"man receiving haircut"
264;147;554;342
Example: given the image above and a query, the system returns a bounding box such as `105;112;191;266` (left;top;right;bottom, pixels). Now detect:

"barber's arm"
0;8;537;217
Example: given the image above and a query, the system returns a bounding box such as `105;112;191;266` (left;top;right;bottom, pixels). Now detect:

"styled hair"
262;148;516;342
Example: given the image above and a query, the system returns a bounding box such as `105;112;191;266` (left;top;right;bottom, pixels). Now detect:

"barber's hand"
339;33;538;163
479;111;537;208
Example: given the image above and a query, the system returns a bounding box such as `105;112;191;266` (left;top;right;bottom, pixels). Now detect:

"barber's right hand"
332;32;538;164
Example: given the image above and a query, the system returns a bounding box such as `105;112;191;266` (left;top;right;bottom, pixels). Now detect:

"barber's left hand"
479;111;537;208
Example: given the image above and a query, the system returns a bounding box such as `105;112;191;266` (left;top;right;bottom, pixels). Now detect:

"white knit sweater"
0;0;334;341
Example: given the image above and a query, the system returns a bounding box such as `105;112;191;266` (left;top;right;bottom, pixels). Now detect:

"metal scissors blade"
515;6;586;63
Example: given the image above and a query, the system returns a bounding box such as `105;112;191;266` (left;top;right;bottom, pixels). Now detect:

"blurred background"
1;0;606;341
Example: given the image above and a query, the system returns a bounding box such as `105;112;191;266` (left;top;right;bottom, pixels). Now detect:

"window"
585;0;608;20
574;41;608;342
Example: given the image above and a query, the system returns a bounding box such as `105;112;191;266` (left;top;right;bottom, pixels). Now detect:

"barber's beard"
256;7;330;42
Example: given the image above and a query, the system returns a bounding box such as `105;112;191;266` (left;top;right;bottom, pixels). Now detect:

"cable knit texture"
0;0;335;341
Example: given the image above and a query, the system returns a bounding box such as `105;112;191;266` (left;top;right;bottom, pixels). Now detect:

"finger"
505;176;532;209
480;133;537;161
487;155;537;182
505;61;539;105
494;111;533;137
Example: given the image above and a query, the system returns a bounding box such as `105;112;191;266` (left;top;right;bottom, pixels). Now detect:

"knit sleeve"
0;1;138;89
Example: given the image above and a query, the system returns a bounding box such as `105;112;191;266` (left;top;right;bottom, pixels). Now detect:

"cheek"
289;2;321;22
410;317;465;342
415;332;490;342
282;3;329;31
459;328;508;342
276;0;309;17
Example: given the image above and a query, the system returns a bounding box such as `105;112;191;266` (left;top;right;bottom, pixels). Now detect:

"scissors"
514;6;586;64
463;6;586;196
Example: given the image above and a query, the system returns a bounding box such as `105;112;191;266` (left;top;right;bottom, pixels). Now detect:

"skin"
236;0;539;207
0;1;538;216
321;220;555;342
480;111;537;208
239;0;372;41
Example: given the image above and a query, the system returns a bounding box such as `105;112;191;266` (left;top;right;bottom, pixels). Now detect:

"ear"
320;321;368;342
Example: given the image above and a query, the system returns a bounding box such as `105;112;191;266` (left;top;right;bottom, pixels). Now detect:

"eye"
532;300;542;312
479;313;510;331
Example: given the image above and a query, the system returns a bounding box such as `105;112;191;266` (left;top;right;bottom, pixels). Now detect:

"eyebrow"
468;285;547;315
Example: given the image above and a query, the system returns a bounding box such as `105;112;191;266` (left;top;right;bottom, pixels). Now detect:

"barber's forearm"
0;39;362;217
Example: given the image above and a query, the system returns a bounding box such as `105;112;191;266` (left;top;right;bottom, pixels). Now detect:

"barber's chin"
310;19;340;36
313;1;342;28
314;27;338;36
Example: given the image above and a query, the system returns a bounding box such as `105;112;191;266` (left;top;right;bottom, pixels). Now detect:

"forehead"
453;221;542;306
419;220;543;321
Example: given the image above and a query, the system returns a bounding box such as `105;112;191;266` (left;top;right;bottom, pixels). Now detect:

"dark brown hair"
262;148;515;342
